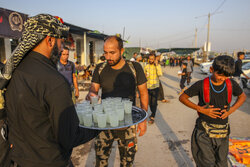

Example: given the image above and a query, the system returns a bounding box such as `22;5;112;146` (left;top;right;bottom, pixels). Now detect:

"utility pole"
122;27;125;40
194;28;198;59
205;13;211;62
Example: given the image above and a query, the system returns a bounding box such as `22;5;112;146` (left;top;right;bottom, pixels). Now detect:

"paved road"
72;66;250;167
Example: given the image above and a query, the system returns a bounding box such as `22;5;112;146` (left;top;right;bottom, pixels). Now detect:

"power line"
212;0;227;14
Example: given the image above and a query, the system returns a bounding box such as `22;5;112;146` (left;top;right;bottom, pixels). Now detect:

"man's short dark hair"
237;52;245;58
133;52;137;55
149;53;156;57
105;36;123;50
212;55;235;76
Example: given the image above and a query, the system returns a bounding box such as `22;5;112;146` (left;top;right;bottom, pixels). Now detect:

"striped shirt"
144;64;162;89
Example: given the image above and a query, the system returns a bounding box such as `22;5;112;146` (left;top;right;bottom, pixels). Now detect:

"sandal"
148;117;155;124
161;99;170;103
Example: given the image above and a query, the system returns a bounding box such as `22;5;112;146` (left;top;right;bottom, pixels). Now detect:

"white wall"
70;34;104;66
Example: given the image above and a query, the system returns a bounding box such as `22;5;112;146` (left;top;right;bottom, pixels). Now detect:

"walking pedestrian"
144;53;162;124
179;55;246;167
57;47;79;104
233;52;250;89
183;55;193;85
86;36;148;167
2;14;98;167
178;63;188;94
130;52;137;62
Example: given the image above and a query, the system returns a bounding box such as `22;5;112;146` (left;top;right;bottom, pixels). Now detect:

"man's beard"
50;41;61;65
149;61;154;65
107;55;121;66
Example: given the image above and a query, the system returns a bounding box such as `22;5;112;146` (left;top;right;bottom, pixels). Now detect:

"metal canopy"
64;22;107;40
157;48;200;55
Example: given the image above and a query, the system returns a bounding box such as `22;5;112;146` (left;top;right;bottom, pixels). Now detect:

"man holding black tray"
86;35;148;167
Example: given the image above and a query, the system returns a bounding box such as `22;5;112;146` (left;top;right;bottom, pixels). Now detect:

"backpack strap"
203;77;210;108
98;62;107;75
225;78;232;111
202;77;232;112
126;61;137;85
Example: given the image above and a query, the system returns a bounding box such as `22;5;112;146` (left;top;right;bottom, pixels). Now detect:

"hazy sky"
1;0;250;52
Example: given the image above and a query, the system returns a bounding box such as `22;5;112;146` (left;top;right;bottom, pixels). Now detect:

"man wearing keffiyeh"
0;14;99;167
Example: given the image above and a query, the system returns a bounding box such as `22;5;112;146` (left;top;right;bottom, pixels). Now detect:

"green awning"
157;48;200;55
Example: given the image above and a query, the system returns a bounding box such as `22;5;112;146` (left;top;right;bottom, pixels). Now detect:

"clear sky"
1;0;250;53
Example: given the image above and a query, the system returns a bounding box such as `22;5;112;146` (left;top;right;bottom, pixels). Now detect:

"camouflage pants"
95;126;137;167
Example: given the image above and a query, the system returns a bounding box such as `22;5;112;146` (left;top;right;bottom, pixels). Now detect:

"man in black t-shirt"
234;52;250;89
179;55;246;167
86;36;148;167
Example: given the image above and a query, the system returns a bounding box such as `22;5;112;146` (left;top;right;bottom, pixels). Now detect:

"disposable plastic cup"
97;113;107;128
93;110;102;123
109;113;119;127
94;104;103;112
124;101;133;114
81;100;90;105
125;113;133;125
75;103;85;111
82;104;92;111
104;107;113;123
115;104;124;121
103;105;112;113
83;106;93;114
91;96;99;105
83;113;92;127
113;97;122;102
77;111;84;124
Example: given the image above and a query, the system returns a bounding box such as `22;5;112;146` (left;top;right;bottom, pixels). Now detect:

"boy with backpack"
179;55;246;166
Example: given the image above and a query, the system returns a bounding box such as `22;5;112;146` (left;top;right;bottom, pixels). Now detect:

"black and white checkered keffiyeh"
0;14;69;89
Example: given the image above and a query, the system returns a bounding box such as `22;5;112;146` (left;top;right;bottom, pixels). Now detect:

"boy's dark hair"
237;52;245;58
182;63;187;66
212;55;235;76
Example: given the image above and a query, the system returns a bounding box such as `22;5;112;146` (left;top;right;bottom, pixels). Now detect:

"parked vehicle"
241;62;250;88
200;61;213;74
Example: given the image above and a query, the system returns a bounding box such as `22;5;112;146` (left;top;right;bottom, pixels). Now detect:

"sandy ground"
71;66;250;167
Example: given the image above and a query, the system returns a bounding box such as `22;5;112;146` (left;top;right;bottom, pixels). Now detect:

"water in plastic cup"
97;113;107;128
113;97;122;102
81;100;90;105
77;111;84;124
91;96;99;105
124;101;133;114
104;107;113;123
83;113;92;127
75;104;85;112
125;113;133;125
94;104;103;112
109;112;119;127
93;108;103;124
115;104;124;121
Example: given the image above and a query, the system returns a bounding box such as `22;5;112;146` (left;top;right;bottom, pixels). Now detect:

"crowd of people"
0;14;248;167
